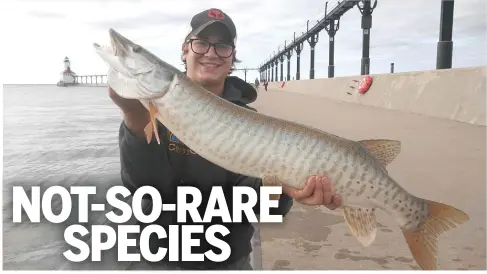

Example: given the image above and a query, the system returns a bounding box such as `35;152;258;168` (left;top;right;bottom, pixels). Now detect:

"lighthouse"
57;56;77;86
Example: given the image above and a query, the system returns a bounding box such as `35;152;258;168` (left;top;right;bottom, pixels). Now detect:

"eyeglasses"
187;38;235;58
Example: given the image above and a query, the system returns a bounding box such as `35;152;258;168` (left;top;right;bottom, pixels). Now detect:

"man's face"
183;23;235;86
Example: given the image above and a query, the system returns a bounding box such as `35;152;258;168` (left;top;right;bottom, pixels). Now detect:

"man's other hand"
283;175;342;210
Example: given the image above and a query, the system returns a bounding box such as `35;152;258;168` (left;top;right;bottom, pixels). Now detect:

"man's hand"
109;86;149;138
282;175;342;210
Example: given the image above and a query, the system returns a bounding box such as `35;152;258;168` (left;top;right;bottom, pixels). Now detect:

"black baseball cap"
186;8;237;43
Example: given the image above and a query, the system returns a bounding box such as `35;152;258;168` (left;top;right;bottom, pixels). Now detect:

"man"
263;79;268;91
109;8;341;270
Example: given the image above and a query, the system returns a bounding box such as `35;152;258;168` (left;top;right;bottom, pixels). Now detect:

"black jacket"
118;76;293;269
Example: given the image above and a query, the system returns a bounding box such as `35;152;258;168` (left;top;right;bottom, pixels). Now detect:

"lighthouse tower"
57;56;77;86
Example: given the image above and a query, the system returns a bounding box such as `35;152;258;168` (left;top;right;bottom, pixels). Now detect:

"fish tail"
401;199;469;270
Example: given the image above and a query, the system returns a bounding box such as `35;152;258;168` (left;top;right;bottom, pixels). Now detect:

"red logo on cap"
208;9;224;20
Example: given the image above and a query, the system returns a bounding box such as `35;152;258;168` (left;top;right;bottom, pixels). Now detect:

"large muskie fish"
93;29;469;270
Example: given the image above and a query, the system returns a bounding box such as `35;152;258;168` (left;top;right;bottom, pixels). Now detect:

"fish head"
94;29;182;99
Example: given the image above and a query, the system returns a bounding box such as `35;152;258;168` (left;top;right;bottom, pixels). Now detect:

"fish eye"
133;45;141;53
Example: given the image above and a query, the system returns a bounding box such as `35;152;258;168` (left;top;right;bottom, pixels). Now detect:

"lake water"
2;84;135;270
2;84;264;270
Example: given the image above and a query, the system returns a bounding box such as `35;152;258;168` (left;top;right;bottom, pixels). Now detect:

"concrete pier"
250;66;486;270
262;66;486;126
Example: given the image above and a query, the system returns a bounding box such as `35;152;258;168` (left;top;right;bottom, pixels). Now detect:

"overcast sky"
1;0;486;84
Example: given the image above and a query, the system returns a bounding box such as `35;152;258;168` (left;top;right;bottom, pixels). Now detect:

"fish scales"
153;74;425;225
94;29;470;270
155;75;365;191
153;80;440;230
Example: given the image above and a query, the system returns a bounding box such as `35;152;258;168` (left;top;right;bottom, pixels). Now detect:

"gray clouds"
88;11;190;30
251;0;486;80
2;0;485;84
89;11;188;31
28;11;66;19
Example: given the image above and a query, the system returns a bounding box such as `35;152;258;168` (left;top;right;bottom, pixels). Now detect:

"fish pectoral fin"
401;199;469;270
143;123;153;144
342;206;378;247
261;175;283;201
143;100;161;144
358;139;401;167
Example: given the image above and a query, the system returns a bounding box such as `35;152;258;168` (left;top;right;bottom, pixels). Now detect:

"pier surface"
250;67;486;270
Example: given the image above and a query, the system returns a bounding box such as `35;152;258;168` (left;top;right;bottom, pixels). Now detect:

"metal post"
307;34;318;79
325;18;340;78
296;44;302;80
275;60;278;82
293;32;303;80
357;0;377;75
286;51;292;81
279;56;284;81
306;20;319;80
267;65;269;82
266;65;268;82
436;0;454;69
271;63;274;82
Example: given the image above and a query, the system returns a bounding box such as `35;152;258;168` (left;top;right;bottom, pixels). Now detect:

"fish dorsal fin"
358;139;401;167
342;206;378;247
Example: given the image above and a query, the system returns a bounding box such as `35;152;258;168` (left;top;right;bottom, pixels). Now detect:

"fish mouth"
106;28;176;98
109;28;136;57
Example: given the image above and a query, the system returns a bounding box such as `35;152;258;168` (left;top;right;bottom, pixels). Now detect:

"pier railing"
75;74;107;85
259;0;362;81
